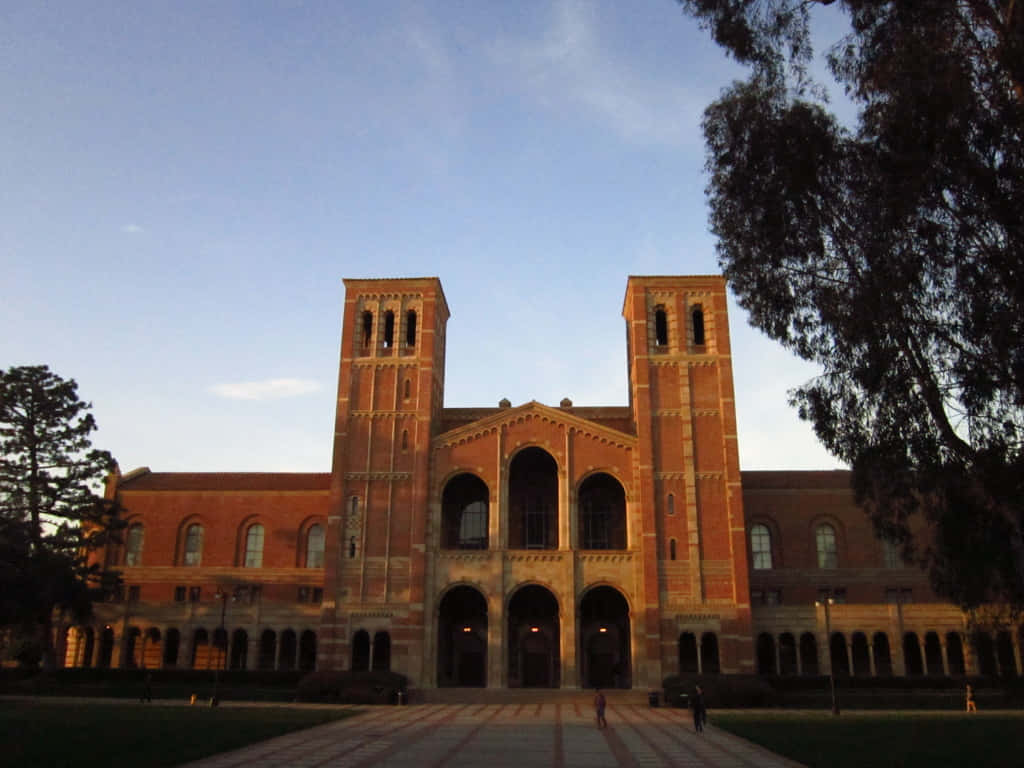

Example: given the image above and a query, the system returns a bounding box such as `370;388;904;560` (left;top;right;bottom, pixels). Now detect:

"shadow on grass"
0;699;360;768
712;710;1024;768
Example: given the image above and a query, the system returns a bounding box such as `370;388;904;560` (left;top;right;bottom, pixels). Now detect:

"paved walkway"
180;702;806;768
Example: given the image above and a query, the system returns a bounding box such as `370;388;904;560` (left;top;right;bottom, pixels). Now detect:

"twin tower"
317;275;754;688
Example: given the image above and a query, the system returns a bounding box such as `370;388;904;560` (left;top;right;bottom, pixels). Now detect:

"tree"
676;1;1024;608
0;365;122;667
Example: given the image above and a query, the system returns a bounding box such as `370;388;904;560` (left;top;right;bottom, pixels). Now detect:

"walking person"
692;685;706;734
966;683;977;713
594;689;607;730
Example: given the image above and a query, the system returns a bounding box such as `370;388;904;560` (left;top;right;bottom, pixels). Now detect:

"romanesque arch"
507;584;560;687
508;448;558;550
579;585;631;688
437;585;488;687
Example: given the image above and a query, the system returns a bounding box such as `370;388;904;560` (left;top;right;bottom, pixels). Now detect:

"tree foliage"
0;365;122;664
677;0;1024;608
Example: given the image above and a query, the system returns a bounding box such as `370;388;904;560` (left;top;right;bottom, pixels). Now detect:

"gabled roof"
433;400;636;450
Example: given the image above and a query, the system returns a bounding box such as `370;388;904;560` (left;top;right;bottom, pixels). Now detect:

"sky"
2;1;850;474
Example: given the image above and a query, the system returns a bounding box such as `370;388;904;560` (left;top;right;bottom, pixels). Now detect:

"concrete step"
409;687;654;706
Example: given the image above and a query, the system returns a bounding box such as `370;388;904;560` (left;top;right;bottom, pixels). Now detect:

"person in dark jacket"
691;685;706;733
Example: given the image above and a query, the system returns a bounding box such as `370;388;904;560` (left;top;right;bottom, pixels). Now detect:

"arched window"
816;524;838;569
654;307;668;347
125;523;144;566
882;537;904;568
306;524;325;568
578;473;627;550
383;310;395;348
669;538;677;560
691;307;705;346
508;448;557;550
183;523;203;566
403;379;411;399
405;310;417;347
750;523;772;570
667;493;675;516
361;311;373;353
401;430;409;451
442;474;489;550
244;524;265;568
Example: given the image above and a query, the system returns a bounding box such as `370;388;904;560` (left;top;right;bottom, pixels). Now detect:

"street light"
815;597;840;716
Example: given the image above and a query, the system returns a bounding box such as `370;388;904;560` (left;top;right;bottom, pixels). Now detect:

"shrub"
296;670;408;704
662;675;776;708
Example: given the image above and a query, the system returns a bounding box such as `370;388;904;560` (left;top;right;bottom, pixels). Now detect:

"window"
882;538;904;569
669;538;677;560
183;523;203;566
188;586;201;603
441;474;489;550
816;524;838;569
383;310;395;348
403;379;411;399
125;523;144;566
654;307;669;346
401;430;409;451
692;307;705;346
298;586;311;603
579;473;627;550
752;589;782;605
297;586;323;604
244;524;265;568
361;311;373;352
306;524;325;568
406;310;417;347
127;585;141;602
174;586;187;603
750;524;773;569
667;493;675;516
313;587;323;603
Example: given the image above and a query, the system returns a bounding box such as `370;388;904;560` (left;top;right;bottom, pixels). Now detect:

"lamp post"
816;597;840;716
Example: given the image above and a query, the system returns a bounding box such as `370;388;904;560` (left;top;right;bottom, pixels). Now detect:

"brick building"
63;276;1023;686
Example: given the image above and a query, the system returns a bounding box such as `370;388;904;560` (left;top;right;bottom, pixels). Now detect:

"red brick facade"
66;276;1022;685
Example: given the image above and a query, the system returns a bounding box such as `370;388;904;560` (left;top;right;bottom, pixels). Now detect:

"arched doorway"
779;633;797;676
437;586;488;687
258;630;276;670
851;632;871;677
163;628;180;668
757;633;776;675
678;633;698;675
799;632;819;676
873;633;893;676
351;630;370;671
700;633;721;675
903;633;924;676
508;584;560;687
371;632;390;672
98;627;115;669
925;632;944;675
946;632;966;676
300;630;317;671
508;448;558;549
579;586;630;688
279;629;297;671
230;629;248;670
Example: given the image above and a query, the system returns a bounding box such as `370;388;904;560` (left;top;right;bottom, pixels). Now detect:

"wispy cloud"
210;378;321;401
120;223;144;234
489;0;703;147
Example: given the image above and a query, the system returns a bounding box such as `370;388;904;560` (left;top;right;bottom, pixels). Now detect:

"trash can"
648;691;660;707
396;690;406;706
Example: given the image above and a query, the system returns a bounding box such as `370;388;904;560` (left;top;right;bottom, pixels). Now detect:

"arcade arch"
507;584;560;687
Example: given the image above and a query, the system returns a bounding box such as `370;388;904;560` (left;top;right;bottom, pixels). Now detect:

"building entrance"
437;586;488;687
579;586;631;688
508;585;560;688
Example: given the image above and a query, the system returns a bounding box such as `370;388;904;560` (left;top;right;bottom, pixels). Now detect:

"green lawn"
712;710;1024;768
0;699;359;768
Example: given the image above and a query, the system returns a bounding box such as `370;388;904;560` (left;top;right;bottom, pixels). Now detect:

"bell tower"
319;277;449;676
623;275;753;675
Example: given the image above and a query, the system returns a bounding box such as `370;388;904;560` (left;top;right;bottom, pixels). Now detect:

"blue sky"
2;1;847;473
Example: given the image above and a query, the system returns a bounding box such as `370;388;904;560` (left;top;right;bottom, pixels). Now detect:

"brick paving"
179;702;806;768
